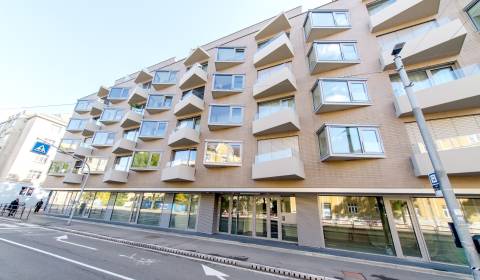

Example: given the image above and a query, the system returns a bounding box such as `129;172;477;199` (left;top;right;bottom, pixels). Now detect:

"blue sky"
0;0;329;121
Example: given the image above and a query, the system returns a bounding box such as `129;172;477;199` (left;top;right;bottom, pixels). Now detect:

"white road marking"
0;237;136;280
202;264;229;280
119;253;156;266
0;223;19;228
55;235;97;251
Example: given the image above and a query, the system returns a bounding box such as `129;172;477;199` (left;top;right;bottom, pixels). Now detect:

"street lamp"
391;43;480;278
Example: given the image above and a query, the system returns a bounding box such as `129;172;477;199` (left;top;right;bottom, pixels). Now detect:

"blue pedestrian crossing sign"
31;141;51;155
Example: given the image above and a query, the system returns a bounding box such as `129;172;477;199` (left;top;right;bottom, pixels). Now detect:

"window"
322;203;332;219
467;0;480;31
100;108;124;122
317;126;384;158
389;65;458;97
142;81;152;89
137;193;165;226
347;203;359;214
92;132;115;146
153;70;177;84
84;157;108;173
111;193;139;223
48;161;70;174
26;170;42;180
170;149;197;167
312;80;369;110
67;119;87;131
256;136;299;163
139;121;167;138
130;103;145;115
204;142;242;165
89;192;110;220
257;62;291;82
108;87;130;100
367;0;396;15
131;151;162;169
309;11;349;27
75;100;91;111
146;95;173;109
59;139;82;151
213;74;245;91
123;129;138;142
114;156;132;171
257;97;294;119
177;116;201;131
169;193;199;230
217;47;245;61
32;155;48;164
209;105;243;124
182;86;205;100
257;32;289;50
313;42;358;61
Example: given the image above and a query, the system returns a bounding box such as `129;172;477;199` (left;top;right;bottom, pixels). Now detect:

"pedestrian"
8;198;19;217
34;199;44;213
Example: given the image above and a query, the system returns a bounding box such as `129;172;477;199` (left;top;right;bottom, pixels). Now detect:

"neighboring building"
0;112;68;185
44;0;480;266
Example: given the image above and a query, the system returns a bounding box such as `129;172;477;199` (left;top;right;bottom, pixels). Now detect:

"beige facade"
44;0;480;265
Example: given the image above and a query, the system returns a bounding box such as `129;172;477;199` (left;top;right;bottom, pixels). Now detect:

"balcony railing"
255;148;298;164
252;148;305;180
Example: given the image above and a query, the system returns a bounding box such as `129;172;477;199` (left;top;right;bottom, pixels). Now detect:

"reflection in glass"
89;192;110;220
389;200;422;257
137;193;165;226
111;193;139;223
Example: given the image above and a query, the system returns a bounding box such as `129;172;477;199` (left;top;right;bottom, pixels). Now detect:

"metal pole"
393;54;480;278
66;162;90;226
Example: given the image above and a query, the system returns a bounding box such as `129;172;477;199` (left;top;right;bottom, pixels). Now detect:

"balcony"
168;127;200;147
173;95;204;116
255;12;291;41
411;146;480;176
252;149;305;180
253;33;294;68
103;169;128;183
252;108;300;136
394;67;480;117
97;86;109;99
161;164;195;182
120;111;142;129
370;0;440;34
252;67;297;99
381;19;467;70
134;69;153;84
74;102;91;114
308;42;361;74
304;10;352;42
152;71;177;90
112;138;136;154
312;79;372;113
82;121;98;137
128;87;148;105
90;101;104;117
183;47;210;67
179;65;208;90
63;172;84;184
73;145;92;158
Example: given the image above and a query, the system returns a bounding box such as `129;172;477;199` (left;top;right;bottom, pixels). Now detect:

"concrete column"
159;193;174;228
296;193;324;248
196;193;216;234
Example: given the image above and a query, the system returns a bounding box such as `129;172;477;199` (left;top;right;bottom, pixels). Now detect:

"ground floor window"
137;193;165;226
74;192;95;217
89;192;110;220
169;193;199;230
111;193;140;223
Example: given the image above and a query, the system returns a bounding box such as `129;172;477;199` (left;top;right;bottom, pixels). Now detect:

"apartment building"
43;0;480;266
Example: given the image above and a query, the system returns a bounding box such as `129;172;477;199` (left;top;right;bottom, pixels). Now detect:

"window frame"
312;78;371;111
92;131;116;147
212;74;245;92
74;100;92;112
48;161;71;176
146;94;174;109
306;10;351;28
216;47;246;62
107;87;130;101
59;138;82;152
130;150;163;170
99;107;124;123
138;120;168;139
84;157;109;174
66;118;88;131
208;105;244;125
465;0;480;31
170;148;197;167
152;70;177;85
203;140;243;167
310;41;360;62
113;155;132;172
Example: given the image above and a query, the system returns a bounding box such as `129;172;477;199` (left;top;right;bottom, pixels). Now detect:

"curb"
46;225;335;280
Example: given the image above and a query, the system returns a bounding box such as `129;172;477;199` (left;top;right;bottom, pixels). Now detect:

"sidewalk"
24;214;471;280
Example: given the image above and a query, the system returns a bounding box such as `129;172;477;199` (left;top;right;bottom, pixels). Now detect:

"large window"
313;42;358;61
67;119;87;131
59;139;81;152
89;192;110;220
146;95;173;109
100;108;124;122
256;136;299;163
113;156;132;171
367;0;396;15
123;129;138;142
92;132;115;146
213;74;245;91
48;161;70;175
309;11;349;27
169;193;199;230
177;116;201;131
319;196;396;255
108;87;130;100
467;0;480;31
139;121;167;138
137;193;165;226
216;47;245;61
84;157;108;173
152;70;177;84
209;105;243;124
204;142;242;166
170;149;196;167
131;151;162;169
257;97;294;119
111;193;139;223
182;86;205;100
257;62;291;82
312;79;369;110
75;100;91;111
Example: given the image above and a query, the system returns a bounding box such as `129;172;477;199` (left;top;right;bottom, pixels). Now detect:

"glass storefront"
111;193;140;223
137;193;165;226
89;192;110;220
169;193;199;230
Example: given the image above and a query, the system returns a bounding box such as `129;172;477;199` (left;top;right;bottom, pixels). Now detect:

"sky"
0;0;330;122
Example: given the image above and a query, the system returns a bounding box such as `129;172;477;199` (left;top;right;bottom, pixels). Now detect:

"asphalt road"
0;220;285;280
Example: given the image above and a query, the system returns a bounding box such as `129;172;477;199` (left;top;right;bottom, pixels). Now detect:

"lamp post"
391;43;480;278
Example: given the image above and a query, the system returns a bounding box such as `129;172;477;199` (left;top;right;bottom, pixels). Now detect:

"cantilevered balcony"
128;87;148;105
112;138;136;154
97;86;109;99
304;10;352;41
370;0;440;33
63;172;84;184
73;145;92;158
252;67;297;99
183;47;210;67
381;19;467;70
74;101;91;114
252;108;300;136
173;95;204;116
253;33;294;68
90;101;104;117
255;12;291;41
120;111;142;129
394;66;480;117
134;69;153;84
411;146;480;176
167;127;200;147
82;121;98;137
252;149;305;180
103;169;128;183
179;65;208;90
161;163;195;182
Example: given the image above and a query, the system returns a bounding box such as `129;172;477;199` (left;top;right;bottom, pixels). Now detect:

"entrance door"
269;198;279;239
385;198;429;260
